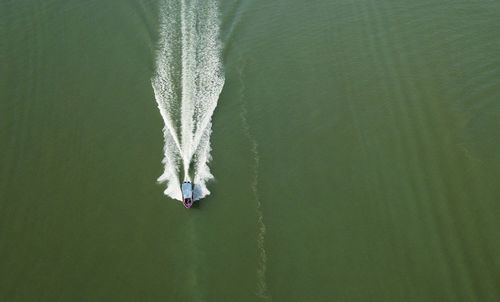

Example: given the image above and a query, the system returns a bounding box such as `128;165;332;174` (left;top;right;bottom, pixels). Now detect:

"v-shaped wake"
152;0;224;201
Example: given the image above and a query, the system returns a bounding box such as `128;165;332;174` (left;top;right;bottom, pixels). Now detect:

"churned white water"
152;0;224;201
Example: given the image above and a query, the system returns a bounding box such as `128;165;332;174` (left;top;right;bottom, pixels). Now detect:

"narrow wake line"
186;218;204;302
238;60;271;301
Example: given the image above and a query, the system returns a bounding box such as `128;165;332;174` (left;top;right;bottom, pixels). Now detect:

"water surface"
1;0;499;301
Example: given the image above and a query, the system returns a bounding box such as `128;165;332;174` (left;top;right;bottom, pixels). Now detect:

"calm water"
1;0;500;301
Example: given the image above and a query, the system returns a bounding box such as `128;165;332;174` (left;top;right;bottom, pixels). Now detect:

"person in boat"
182;181;193;208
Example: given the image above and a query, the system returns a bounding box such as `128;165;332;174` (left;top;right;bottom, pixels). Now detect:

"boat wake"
152;0;224;201
238;59;271;301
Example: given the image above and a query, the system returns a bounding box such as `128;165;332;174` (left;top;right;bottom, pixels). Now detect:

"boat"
181;181;193;208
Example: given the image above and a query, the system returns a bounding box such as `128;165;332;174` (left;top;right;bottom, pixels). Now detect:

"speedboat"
181;181;193;208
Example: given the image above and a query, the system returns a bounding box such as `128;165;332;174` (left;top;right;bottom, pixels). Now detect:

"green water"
1;0;500;301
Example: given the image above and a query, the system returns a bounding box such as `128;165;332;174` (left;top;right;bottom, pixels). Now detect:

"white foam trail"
152;0;224;201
